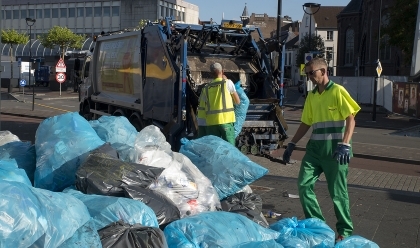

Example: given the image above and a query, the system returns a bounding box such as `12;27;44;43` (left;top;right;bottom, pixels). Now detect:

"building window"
112;6;119;16
160;6;164;17
60;8;67;18
86;7;93;17
345;28;354;64
20;10;26;19
94;7;101;17
103;7;110;17
36;9;43;18
28;9;35;18
69;8;75;18
44;9;51;18
5;10;11;19
77;7;84;17
380;35;391;60
327;31;333;40
52;9;59;18
288;52;291;65
13;10;19;19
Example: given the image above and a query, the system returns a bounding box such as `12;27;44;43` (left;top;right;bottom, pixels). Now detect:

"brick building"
336;0;410;76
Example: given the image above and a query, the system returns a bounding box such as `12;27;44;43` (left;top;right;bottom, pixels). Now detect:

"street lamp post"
302;3;321;53
373;0;383;122
25;17;36;111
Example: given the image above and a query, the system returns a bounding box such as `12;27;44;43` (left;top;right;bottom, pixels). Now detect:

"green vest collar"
312;80;334;94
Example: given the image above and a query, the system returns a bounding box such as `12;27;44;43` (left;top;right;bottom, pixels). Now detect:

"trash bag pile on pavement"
0;112;380;248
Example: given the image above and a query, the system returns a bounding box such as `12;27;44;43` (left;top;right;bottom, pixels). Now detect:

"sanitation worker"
197;62;240;145
282;57;361;243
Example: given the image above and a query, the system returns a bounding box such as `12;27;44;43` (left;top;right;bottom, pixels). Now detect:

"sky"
187;0;351;22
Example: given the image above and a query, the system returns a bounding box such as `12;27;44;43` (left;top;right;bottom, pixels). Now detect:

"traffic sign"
300;64;306;76
19;79;26;86
56;58;66;73
56;72;66;83
304;53;313;64
376;60;382;77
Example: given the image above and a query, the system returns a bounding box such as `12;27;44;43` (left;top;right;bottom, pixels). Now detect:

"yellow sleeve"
301;94;313;126
338;86;361;118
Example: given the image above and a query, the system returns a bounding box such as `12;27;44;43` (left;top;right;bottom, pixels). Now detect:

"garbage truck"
79;18;288;153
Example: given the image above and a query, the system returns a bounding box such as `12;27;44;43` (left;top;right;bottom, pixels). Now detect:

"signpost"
55;58;66;96
19;79;26;102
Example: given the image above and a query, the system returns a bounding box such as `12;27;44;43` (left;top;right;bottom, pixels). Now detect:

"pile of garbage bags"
0;112;380;248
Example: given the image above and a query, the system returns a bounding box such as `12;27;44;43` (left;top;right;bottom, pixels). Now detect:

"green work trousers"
197;123;235;146
298;152;353;237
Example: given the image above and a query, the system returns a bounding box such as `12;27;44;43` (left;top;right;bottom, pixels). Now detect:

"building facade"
300;6;344;76
336;0;410;77
1;0;198;57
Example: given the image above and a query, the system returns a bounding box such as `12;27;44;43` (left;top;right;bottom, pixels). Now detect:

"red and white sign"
56;58;66;73
56;72;66;83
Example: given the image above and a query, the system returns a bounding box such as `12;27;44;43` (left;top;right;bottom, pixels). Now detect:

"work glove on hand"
283;142;296;164
333;143;351;165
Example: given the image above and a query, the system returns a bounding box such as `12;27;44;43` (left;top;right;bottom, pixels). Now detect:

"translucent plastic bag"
59;218;102;248
0;159;32;186
35;112;105;191
64;188;159;229
0;130;20;146
335;235;380;248
164;211;280;248
0;141;36;184
234;81;250;137
89;116;138;161
0;181;46;248
0;181;91;248
269;217;335;248
131;126;221;218
180;135;268;199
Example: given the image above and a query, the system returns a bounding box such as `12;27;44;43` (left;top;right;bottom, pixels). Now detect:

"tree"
381;0;418;65
295;34;325;66
1;29;29;79
38;26;85;59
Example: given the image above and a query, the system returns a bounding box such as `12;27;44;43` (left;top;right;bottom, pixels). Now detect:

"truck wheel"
42;82;48;87
82;105;92;121
129;113;145;132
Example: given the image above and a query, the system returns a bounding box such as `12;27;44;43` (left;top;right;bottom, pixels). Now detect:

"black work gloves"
333;143;351;165
283;143;296;164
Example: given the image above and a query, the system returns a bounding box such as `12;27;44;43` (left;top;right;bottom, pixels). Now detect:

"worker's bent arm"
231;92;240;105
290;122;311;144
342;114;356;144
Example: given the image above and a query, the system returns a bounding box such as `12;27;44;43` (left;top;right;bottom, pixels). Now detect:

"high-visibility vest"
198;79;235;126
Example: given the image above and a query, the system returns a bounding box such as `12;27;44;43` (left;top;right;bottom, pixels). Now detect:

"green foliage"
381;0;418;65
38;26;85;59
1;29;29;78
295;34;325;66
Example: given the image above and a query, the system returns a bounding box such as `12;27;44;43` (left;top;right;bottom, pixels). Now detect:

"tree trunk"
9;46;13;79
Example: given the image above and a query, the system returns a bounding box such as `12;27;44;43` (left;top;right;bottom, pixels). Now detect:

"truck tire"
129;113;145;132
82;105;92;121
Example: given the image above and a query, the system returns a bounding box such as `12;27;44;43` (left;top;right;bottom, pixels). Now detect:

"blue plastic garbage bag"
269;217;335;248
59;218;102;248
0;141;36;184
89;116;138;161
233;239;284;248
0;181;46;248
164;211;279;248
0;180;91;248
64;188;159;230
335;235;380;248
30;187;91;248
234;81;250;138
0;159;32;186
179;136;268;199
34;112;105;191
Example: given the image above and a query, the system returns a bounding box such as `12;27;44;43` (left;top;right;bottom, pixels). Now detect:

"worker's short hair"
210;62;223;72
305;57;327;69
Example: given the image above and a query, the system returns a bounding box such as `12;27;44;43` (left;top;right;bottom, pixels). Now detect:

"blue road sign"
19;79;26;87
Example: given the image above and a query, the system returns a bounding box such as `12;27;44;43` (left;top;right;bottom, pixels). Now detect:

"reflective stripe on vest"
201;80;235;125
310;120;345;140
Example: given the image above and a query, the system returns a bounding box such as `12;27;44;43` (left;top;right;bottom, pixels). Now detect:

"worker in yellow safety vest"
197;62;240;145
